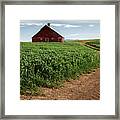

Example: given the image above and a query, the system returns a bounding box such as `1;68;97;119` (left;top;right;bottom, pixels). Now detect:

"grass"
20;40;100;95
85;39;100;50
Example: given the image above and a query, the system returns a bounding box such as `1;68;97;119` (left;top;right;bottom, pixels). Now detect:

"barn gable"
32;24;64;42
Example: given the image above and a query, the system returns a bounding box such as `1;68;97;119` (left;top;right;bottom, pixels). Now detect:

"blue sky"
20;20;100;42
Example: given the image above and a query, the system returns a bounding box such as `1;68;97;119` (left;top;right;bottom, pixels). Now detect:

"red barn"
32;23;64;42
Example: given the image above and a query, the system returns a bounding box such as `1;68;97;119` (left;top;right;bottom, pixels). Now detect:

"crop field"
20;41;100;95
85;39;100;50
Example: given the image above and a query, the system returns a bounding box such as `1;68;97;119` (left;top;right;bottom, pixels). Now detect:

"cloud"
20;23;43;26
20;25;25;28
20;22;82;28
88;24;95;27
51;24;81;28
64;24;81;28
69;33;79;36
51;23;63;27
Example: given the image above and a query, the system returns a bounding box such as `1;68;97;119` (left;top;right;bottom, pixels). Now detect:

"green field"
85;39;100;50
20;41;100;95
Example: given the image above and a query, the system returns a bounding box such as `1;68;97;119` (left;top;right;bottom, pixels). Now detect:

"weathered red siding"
32;25;64;42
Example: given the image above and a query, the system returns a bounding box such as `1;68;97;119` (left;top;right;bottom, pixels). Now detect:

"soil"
20;68;100;100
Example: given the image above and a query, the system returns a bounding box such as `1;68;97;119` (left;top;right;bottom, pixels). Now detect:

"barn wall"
32;37;64;42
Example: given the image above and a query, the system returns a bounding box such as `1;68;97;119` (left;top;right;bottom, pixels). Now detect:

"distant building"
32;23;64;42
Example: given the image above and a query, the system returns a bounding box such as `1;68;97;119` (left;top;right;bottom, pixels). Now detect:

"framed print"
0;0;119;119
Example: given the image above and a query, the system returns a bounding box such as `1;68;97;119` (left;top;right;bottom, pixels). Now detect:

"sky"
20;20;100;42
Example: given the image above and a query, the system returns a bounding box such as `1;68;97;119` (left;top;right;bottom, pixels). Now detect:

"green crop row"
85;39;100;49
20;41;100;95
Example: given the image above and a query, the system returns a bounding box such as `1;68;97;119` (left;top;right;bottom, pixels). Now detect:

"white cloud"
69;33;79;36
20;23;82;28
20;23;25;26
51;23;63;27
64;24;81;28
20;25;25;28
20;23;43;26
88;24;95;27
34;23;43;26
51;24;81;28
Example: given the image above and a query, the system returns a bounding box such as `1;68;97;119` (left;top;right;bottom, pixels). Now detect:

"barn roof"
32;25;64;38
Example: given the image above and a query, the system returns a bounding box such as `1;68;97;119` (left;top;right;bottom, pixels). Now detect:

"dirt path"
21;68;100;100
